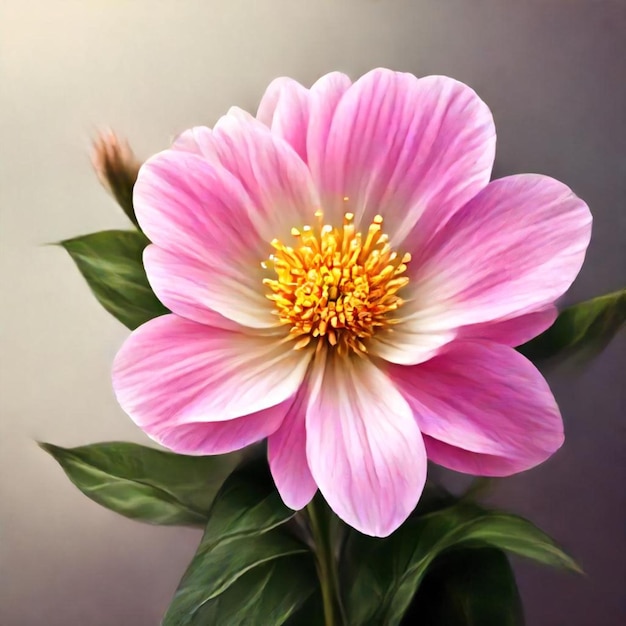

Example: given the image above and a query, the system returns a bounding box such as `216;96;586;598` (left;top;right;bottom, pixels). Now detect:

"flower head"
112;69;591;537
91;129;141;225
264;210;412;354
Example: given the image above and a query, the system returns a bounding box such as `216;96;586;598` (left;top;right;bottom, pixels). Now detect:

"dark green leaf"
169;551;317;626
163;460;317;625
194;458;297;541
283;592;325;626
40;442;240;526
519;289;626;363
59;230;168;329
403;548;523;626
342;503;579;626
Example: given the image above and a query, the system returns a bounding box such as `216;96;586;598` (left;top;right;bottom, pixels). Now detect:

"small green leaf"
403;548;524;626
519;289;626;363
163;460;317;625
59;230;168;329
342;503;579;626
40;442;240;526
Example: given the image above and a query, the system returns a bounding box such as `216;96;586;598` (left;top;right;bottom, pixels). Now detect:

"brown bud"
91;130;142;227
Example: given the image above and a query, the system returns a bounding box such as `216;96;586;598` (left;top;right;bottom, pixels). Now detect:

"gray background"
1;1;624;624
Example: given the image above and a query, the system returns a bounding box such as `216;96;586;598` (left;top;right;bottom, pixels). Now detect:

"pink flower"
112;69;592;537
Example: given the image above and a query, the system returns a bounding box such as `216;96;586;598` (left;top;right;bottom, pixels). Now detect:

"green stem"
307;497;343;626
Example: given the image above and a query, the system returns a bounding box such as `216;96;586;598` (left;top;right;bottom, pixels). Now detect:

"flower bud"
91;130;141;227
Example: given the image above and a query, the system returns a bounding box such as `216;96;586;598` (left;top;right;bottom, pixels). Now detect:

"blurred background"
1;1;624;624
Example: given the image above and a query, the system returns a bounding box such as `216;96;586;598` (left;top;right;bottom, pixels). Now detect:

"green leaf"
178;554;319;626
519;289;626;363
342;503;580;626
40;442;240;526
403;548;523;626
283;592;325;626
163;460;317;625
59;230;169;329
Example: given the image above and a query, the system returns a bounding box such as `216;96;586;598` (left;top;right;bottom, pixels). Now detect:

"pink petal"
168;109;320;244
368;322;457;366
305;351;427;537
305;71;352;177
209;108;320;242
410;174;592;329
268;385;317;510
143;244;275;330
134;149;263;259
256;77;300;127
256;72;352;172
112;315;311;442
316;69;495;240
389;340;564;476
151;402;289;456
134;149;279;328
257;77;311;161
422;436;526;476
457;306;558;346
170;125;215;160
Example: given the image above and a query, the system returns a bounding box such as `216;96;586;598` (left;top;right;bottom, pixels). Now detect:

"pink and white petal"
210;109;320;241
410;174;592;328
143;245;276;330
172;108;266;158
113;315;311;438
268;385;317;510
271;88;310;162
422;436;528;477
256;72;352;173
257;78;311;161
317;69;495;244
171;126;219;163
257;77;302;127
368;323;457;366
151;401;289;456
306;72;352;203
134;148;266;262
306;351;427;537
457;306;558;347
389;340;564;473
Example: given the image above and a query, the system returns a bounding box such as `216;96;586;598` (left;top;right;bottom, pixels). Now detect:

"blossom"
91;129;141;225
112;69;592;537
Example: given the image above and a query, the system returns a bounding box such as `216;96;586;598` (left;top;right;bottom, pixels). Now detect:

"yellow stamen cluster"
263;210;411;355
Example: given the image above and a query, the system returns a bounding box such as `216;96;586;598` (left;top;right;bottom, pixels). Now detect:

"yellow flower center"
263;210;411;355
